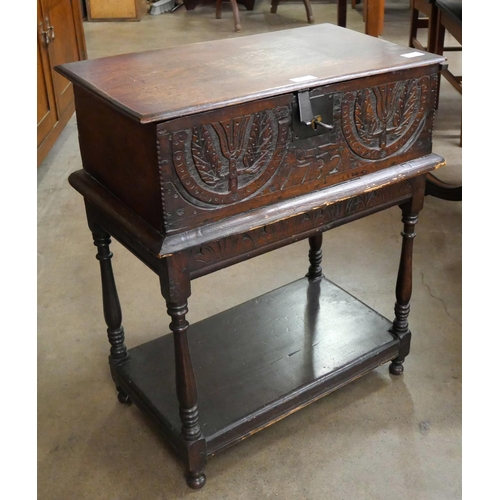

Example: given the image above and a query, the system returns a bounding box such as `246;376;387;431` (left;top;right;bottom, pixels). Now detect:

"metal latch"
298;91;334;131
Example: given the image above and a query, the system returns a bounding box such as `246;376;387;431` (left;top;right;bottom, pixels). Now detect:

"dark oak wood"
115;277;400;455
389;175;425;374
425;172;462;201
55;24;443;124
307;233;323;280
57;25;446;489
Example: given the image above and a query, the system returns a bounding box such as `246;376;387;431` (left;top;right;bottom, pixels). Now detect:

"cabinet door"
45;0;85;118
37;0;58;149
37;0;86;165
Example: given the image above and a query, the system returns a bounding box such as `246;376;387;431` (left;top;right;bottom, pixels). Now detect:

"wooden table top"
55;23;444;124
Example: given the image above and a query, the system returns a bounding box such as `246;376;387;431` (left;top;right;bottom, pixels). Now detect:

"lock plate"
291;90;337;142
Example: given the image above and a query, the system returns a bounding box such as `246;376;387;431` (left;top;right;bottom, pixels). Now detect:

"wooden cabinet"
37;0;87;166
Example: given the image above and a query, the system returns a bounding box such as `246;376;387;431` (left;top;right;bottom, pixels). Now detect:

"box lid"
55;23;445;124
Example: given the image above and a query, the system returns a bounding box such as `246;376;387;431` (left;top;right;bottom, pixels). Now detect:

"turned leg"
389;204;419;375
270;0;279;14
91;225;130;403
306;233;323;280
160;256;207;489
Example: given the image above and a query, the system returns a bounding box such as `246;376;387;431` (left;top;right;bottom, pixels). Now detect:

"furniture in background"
56;24;446;489
432;0;462;97
212;0;314;32
183;0;255;32
337;0;385;37
84;0;148;21
216;0;244;31
409;0;462;201
271;0;314;25
37;0;87;167
409;0;434;50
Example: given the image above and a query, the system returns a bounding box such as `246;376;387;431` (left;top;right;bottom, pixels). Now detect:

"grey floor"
37;2;462;499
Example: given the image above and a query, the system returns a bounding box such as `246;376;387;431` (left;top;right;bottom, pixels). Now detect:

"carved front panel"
187;180;414;276
157;71;438;234
341;77;430;160
171;107;290;205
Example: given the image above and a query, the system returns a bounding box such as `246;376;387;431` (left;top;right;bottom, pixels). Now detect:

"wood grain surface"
55;23;444;123
117;277;399;455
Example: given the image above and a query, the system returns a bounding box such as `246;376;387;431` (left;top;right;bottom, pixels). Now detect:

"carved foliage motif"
341;75;432;160
158;75;434;227
171;107;290;205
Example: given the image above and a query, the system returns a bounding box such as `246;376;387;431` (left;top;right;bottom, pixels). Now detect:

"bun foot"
187;472;206;489
117;387;131;404
389;360;404;375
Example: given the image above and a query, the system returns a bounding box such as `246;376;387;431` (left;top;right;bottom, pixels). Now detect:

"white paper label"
400;51;425;58
289;75;319;83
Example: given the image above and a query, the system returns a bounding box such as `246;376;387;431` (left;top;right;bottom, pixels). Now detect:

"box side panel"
73;85;163;232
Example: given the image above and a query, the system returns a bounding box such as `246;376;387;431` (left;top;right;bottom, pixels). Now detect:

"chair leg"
429;4;443;55
337;0;347;27
229;0;241;31
409;2;419;48
216;0;222;19
431;10;445;109
365;0;384;37
270;0;279;14
302;0;314;23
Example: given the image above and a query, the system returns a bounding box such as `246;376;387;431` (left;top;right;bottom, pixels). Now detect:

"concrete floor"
37;2;462;499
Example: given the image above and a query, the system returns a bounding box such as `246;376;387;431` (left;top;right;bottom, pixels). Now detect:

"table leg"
389;190;422;375
90;223;131;404
306;233;323;280
159;256;207;489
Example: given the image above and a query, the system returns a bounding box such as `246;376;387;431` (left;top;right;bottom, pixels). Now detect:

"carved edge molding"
187;180;414;275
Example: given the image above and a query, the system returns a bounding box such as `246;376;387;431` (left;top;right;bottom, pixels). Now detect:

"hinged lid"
55;23;445;124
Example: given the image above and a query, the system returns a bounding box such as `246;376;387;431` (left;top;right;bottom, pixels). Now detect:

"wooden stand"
69;159;438;487
56;24;445;489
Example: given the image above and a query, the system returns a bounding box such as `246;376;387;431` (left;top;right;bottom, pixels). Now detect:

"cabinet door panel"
46;0;82;116
38;0;86;166
37;0;58;148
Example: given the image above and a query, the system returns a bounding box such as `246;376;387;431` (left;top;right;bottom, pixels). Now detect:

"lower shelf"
115;276;399;456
